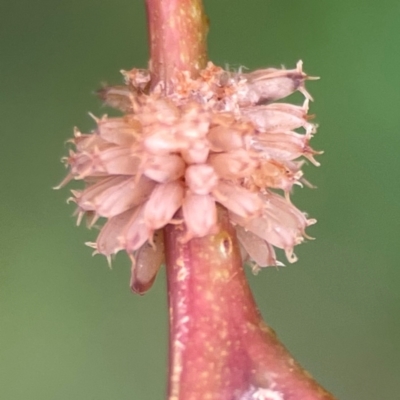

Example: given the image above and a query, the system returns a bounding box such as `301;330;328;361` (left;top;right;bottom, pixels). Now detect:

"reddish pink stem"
145;1;337;398
145;0;208;87
164;208;335;399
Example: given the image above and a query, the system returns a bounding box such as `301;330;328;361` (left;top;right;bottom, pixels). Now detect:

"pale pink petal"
96;146;140;174
82;175;156;218
251;159;303;192
182;193;218;238
238;60;316;104
66;151;95;178
243;102;315;133
72;129;111;152
264;100;309;117
213;181;262;219
252;131;321;166
207;126;247;152
138;97;178;125
180;139;210;164
69;146;139;178
143;129;189;154
185;164;219;195
75;176;127;212
230;192;314;262
144;181;184;230
176;104;210;140
262;191;311;231
96;116;139;146
122;205;152;253
208;149;257;179
230;211;293;254
235;225;280;268
143;154;186;183
238;242;250;265
96;208;136;256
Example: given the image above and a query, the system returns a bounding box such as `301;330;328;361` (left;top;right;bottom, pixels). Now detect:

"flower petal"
213;181;262;219
243;101;315;133
230;192;314;262
122;205;152;252
96;146;140;175
238;60;316;104
143;154;186;183
75;175;156;218
144;181;185;230
252;131;321;166
182;193;218;239
96;208;136;256
97;116;140;146
208;149;257;179
185;164;219;195
235;225;280;268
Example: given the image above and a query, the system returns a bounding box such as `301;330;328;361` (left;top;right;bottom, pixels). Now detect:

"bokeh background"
1;1;399;399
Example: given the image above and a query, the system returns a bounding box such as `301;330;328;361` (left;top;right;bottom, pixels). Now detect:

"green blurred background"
1;0;399;399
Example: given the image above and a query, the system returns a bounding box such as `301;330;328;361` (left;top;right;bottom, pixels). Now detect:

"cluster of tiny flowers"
58;61;320;290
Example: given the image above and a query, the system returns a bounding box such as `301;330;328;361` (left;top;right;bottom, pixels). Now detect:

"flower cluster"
58;61;319;291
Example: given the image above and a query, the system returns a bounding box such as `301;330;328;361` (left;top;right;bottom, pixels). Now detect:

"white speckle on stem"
252;388;284;400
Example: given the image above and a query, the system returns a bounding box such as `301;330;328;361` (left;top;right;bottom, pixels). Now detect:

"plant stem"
145;1;337;398
164;208;335;399
145;0;208;87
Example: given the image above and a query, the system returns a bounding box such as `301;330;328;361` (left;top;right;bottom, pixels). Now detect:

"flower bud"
238;61;318;104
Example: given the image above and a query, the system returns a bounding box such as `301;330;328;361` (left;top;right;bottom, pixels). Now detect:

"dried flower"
58;60;319;291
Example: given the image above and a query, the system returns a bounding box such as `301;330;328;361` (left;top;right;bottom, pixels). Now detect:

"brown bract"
58;61;319;292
